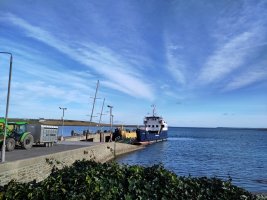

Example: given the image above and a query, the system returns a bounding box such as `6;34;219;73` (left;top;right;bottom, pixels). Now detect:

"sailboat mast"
98;98;105;126
89;80;99;126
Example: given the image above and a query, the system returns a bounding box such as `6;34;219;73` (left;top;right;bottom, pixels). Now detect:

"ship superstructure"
136;105;168;144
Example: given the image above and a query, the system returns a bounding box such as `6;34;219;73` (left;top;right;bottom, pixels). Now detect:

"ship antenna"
151;104;156;116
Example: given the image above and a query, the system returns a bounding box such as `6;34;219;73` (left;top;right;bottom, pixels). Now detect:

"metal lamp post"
59;107;67;140
107;105;113;142
0;52;13;163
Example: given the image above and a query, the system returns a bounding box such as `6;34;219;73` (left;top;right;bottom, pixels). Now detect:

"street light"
107;105;113;142
0;52;13;163
59;107;67;140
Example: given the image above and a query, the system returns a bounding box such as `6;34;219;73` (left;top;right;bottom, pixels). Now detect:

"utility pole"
59;107;67;141
0;52;13;163
107;105;113;142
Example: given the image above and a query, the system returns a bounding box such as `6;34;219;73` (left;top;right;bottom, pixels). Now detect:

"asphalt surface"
0;141;98;163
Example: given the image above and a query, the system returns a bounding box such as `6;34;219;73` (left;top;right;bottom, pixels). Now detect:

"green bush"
0;160;259;200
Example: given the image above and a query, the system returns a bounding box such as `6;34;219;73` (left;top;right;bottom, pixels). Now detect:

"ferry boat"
135;105;168;144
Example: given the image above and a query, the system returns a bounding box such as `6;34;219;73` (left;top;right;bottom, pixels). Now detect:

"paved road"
0;141;99;163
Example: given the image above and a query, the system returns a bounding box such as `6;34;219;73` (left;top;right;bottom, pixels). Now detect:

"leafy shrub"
0;160;260;200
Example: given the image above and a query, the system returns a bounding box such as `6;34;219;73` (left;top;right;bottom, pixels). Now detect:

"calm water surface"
116;127;267;193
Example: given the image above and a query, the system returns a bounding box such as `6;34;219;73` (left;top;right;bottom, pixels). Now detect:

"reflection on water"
116;127;267;193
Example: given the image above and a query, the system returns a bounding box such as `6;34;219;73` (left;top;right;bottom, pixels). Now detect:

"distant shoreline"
169;126;267;131
169;126;267;130
0;118;138;127
1;118;266;130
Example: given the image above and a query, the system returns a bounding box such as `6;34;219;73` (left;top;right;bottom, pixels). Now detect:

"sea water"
115;127;267;193
58;126;267;192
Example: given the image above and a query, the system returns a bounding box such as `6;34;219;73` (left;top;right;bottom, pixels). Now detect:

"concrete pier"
0;142;143;185
63;132;111;142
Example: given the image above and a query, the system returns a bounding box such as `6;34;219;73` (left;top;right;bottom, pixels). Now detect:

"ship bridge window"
148;125;151;127
156;125;159;127
152;125;154;128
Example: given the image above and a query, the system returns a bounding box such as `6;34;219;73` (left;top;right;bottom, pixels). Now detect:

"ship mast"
98;98;105;127
89;80;99;131
151;104;156;116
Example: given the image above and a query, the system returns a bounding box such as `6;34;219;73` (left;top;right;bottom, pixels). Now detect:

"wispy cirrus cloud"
165;42;186;85
0;1;267;127
198;29;264;85
197;1;267;87
223;67;267;91
0;13;155;101
1;41;96;93
9;58;94;105
0;38;100;118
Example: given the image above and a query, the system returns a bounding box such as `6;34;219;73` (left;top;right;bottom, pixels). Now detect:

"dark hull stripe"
136;130;168;142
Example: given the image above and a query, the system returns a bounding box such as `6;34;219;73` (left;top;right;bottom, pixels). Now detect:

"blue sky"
0;0;266;128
